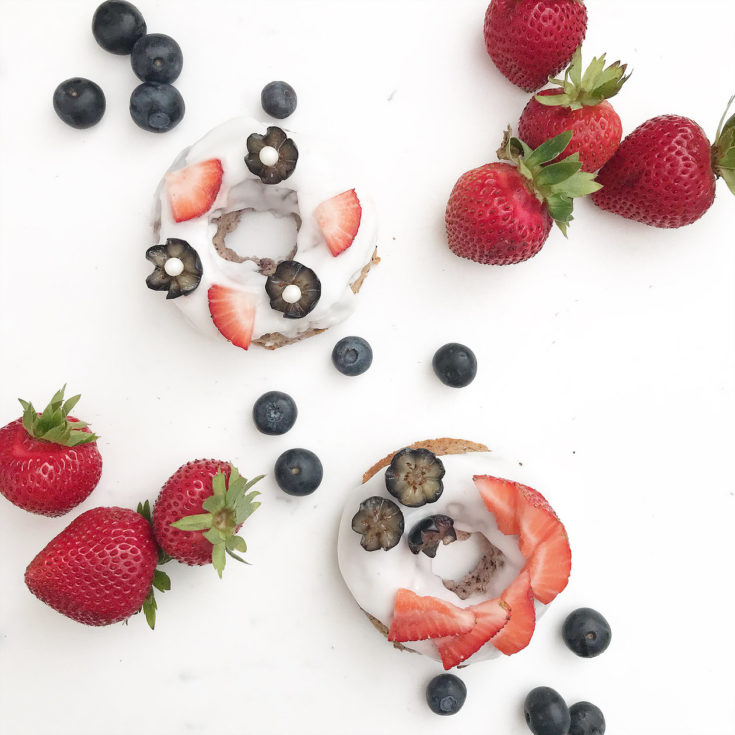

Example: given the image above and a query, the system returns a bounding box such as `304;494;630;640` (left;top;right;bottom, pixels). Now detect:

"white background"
1;1;734;733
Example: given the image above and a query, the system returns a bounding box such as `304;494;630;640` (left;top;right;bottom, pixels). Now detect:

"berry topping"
165;158;223;223
426;674;467;716
265;260;321;319
569;702;606;735
491;570;536;655
473;475;519;535
146;238;202;299
407;514;457;558
261;81;297;119
314;189;362;256
385;447;445;507
131;33;183;84
351;496;404;552
523;686;571;735
562;608;612;658
52;78;106;129
524;527;571;604
432;343;477;388
274;448;323;496
252;391;297;435
92;0;146;55
130;81;185;133
245;126;298;184
331;336;373;376
208;285;257;350
387;589;475;642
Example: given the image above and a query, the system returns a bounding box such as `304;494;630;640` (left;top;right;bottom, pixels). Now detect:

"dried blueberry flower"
265;260;320;319
145;238;202;299
351;496;404;551
245;126;298;185
385;448;445;507
407;515;457;557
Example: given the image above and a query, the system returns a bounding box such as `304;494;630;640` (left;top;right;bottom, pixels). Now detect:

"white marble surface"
0;1;734;733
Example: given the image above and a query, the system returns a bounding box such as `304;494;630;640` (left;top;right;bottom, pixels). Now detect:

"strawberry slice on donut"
474;475;520;534
492;570;536;656
387;588;475;642
314;189;362;256
524;527;572;604
166;158;224;223
208;285;257;350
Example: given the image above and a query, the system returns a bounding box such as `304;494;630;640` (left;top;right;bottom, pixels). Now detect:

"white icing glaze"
337;451;549;665
152;117;378;345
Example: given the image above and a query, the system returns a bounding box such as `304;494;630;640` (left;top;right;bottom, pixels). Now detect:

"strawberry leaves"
19;385;98;447
713;95;735;196
137;499;171;630
170;464;263;578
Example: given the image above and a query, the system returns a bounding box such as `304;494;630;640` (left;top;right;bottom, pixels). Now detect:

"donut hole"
430;531;507;602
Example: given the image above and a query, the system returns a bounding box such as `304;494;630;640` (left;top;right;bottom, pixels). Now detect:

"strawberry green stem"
712;95;735;196
19;385;98;446
137;500;172;630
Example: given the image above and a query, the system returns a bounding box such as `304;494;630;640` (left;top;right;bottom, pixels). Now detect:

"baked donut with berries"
337;439;572;669
147;117;378;350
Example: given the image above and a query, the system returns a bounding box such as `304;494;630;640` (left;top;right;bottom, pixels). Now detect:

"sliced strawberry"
208;285;256;350
166;158;223;223
524;528;572;604
473;475;520;535
492;570;536;655
314;189;362;256
387;589;474;642
517;484;561;558
434;598;510;670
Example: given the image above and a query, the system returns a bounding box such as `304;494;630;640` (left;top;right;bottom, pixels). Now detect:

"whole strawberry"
445;130;601;265
518;48;629;172
152;459;263;577
25;506;164;626
484;0;587;92
591;98;735;227
0;386;102;516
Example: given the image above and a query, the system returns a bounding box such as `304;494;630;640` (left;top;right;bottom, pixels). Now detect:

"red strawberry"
516;483;561;558
25;507;159;626
445;130;600;265
524;526;571;604
484;0;587;92
592;100;735;227
165;158;223;223
387;588;475;642
0;386;102;517
433;598;510;669
518;49;628;172
474;475;520;534
492;570;536;655
208;285;257;350
314;189;362;256
152;459;263;577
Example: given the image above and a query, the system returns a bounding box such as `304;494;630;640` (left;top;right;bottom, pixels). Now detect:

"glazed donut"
147;117;378;350
337;439;572;669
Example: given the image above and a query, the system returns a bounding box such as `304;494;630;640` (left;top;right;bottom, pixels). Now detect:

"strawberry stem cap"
712;95;735;196
19;385;98;446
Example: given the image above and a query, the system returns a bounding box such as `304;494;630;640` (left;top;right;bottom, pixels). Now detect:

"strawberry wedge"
314;189;362;256
208;285;257;350
524;528;571;604
474;475;520;534
516;484;561;558
492;570;536;655
166;158;223;223
387;589;475;642
434;598;510;670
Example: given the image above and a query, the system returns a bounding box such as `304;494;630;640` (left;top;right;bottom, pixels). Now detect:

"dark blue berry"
131;33;183;83
275;449;323;496
130;82;184;133
332;336;373;376
569;702;606;735
426;674;466;716
562;608;612;658
53;78;106;129
524;687;570;735
432;343;477;387
252;391;297;436
92;1;146;55
261;81;297;119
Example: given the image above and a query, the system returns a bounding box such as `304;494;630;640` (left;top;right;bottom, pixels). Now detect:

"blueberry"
332;336;373;376
562;608;612;658
524;687;570;735
274;449;323;496
569;702;606;735
92;0;146;55
130;82;185;133
261;81;297;119
53;78;106;129
432;343;477;387
426;673;466;716
131;33;183;84
252;391;297;436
